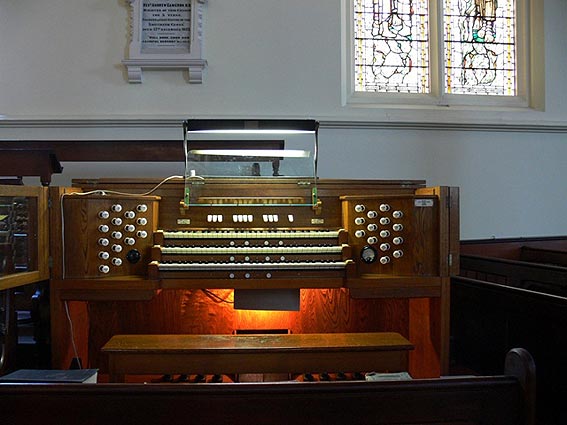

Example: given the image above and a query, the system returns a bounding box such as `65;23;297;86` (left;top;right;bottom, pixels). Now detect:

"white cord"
64;300;81;369
62;175;184;198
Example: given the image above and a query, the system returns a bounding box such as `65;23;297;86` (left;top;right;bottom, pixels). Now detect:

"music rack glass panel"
182;119;319;208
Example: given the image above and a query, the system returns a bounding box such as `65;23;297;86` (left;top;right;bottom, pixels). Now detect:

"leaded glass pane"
354;0;430;93
444;0;517;95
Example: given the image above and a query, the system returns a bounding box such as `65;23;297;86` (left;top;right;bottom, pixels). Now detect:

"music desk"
102;332;414;383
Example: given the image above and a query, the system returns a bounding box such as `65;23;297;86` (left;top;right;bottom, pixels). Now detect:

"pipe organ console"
44;120;459;378
57;183;454;291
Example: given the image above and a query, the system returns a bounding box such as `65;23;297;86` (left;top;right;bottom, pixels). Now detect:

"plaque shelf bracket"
123;58;207;84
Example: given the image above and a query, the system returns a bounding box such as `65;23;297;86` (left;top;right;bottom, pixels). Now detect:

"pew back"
460;253;567;297
520;246;567;268
0;360;534;425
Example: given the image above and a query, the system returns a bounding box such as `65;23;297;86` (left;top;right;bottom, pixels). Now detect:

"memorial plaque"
123;0;207;83
142;1;191;52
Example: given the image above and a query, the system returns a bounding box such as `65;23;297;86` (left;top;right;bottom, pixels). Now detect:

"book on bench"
0;369;98;384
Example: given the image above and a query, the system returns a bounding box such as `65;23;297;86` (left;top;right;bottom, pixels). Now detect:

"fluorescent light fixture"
189;149;310;158
187;129;315;135
184;119;319;134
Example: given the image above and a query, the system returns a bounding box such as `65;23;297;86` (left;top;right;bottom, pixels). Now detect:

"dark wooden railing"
0;348;534;425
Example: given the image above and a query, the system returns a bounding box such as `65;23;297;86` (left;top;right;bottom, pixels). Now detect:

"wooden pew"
520;245;567;268
460;253;567;297
454;237;567;424
460;235;567;260
0;348;534;425
452;275;567;424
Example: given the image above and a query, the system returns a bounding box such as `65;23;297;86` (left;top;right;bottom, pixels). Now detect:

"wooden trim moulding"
1;118;567;133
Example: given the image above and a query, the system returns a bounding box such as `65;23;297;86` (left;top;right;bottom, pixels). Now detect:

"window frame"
341;0;537;110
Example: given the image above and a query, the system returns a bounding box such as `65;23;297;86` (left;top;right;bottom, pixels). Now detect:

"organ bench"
101;332;413;382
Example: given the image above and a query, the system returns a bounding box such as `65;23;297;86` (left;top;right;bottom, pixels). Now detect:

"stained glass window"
444;0;516;95
353;0;518;97
354;0;430;93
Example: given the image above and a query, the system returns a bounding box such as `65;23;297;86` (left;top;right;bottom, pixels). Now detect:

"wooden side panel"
49;186;83;280
449;187;460;276
50;297;90;371
415;186;460;276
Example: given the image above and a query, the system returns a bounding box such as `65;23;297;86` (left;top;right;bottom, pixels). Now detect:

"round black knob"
126;249;141;264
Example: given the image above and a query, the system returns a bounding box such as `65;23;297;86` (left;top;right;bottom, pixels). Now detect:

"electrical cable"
64;300;81;369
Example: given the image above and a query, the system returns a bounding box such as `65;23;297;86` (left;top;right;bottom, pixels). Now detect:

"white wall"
1;0;566;240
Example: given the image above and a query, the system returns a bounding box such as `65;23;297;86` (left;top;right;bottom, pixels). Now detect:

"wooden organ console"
26;120;459;379
49;178;458;377
56;180;455;290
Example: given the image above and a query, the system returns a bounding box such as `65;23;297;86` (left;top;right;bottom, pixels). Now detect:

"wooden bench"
101;332;413;383
0;348;535;425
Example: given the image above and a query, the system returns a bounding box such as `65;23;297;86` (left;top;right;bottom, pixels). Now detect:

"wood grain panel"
85;288;411;372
